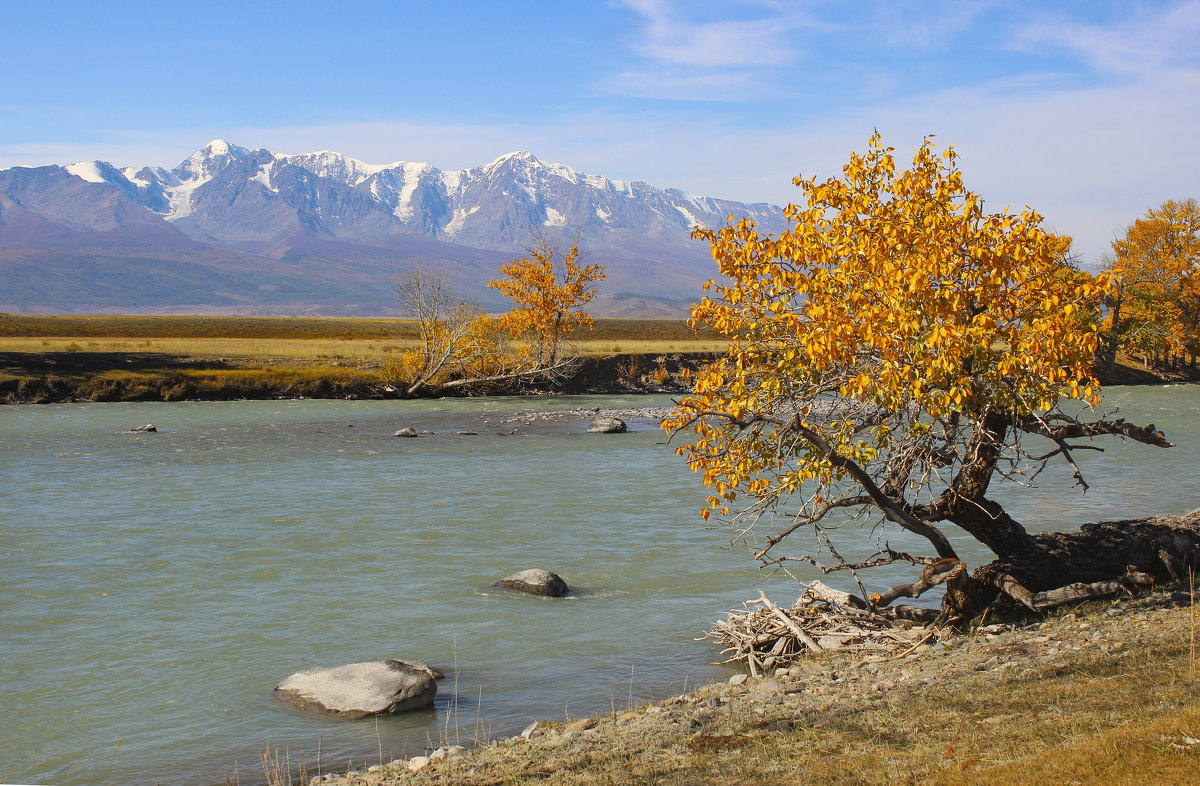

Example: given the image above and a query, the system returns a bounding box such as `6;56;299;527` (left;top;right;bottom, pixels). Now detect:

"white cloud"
619;0;803;68
603;66;776;101
1013;0;1200;78
609;0;818;99
869;0;996;49
0;139;190;172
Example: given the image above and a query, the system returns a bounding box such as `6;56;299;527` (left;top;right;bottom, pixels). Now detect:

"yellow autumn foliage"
488;235;606;366
663;133;1114;521
1105;198;1200;363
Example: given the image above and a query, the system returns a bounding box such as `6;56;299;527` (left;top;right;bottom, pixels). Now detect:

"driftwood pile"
707;584;937;675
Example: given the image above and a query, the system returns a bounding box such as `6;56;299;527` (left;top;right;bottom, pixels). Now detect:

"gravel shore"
308;589;1199;785
493;405;677;425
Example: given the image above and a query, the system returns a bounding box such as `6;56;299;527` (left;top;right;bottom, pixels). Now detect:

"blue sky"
1;0;1197;262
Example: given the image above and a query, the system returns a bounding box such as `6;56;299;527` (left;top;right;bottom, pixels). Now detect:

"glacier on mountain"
55;140;785;256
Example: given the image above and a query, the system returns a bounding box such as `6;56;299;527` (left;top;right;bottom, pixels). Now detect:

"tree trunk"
938;508;1200;625
946;498;1041;560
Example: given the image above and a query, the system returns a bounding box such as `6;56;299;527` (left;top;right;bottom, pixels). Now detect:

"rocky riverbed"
306;589;1199;785
493;405;675;426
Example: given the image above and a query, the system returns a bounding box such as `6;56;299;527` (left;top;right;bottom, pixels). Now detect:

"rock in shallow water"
274;659;438;718
587;416;627;433
492;568;569;597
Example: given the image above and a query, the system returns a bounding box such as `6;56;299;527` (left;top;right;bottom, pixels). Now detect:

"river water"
1;387;1198;785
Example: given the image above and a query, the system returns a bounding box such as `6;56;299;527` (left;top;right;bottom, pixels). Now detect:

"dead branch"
705;584;939;673
798;580;868;609
985;565;1156;611
439;355;583;390
1014;414;1174;449
755;494;872;559
871;559;965;607
749;590;824;652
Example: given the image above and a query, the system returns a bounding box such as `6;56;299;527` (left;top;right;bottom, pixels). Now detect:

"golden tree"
1104;198;1200;368
488;234;606;366
393;239;607;396
665;134;1194;623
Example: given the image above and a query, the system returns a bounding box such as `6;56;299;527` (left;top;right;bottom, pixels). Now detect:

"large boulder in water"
492;568;569;597
587;416;627;433
274;659;440;718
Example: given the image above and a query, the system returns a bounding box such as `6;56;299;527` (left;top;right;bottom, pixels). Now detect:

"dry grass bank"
0;315;725;402
0;336;402;366
0;315;727;361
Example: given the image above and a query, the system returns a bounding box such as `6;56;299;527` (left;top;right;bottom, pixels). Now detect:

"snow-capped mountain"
0;141;787;315
62;140;784;252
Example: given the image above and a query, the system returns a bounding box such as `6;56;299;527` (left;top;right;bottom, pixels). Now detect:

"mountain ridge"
0;141;787;316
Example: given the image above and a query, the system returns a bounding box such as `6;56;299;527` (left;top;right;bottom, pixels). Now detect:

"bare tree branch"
755;494;872;559
1014;414;1174;448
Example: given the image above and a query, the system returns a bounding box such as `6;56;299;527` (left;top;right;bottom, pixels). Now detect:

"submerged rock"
587;416;626;434
492;569;569;597
129;424;157;432
274;659;439;718
394;427;418;437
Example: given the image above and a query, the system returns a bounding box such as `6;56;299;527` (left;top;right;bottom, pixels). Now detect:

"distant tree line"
1101;198;1200;371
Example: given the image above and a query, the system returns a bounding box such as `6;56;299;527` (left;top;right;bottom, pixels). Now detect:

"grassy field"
0;314;725;401
0;315;728;364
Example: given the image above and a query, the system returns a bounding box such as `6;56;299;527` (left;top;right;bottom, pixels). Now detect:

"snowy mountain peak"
483;150;541;172
1;141;792;316
173;139;253;183
64;160;145;200
65;161;112;184
20;140;786;257
499;150;538;162
201;139;242;157
288;149;397;187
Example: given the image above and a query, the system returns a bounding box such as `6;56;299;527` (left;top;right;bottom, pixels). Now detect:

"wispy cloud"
607;0;1002;100
608;0;817;99
869;0;996;49
1013;0;1200;77
620;0;803;67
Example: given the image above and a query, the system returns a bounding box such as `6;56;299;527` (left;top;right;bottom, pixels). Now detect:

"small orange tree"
393;238;607;396
488;235;606;366
664;134;1188;623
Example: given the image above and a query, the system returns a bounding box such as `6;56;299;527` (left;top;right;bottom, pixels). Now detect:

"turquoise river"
2;387;1198;785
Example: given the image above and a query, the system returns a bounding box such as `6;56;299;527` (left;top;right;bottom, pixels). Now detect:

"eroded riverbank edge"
3;351;1198;404
291;589;1200;785
0;353;714;404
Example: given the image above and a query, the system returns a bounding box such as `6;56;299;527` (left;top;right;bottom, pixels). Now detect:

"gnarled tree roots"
937;509;1200;625
710;511;1200;672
